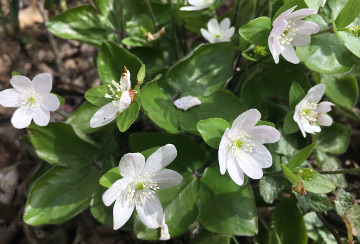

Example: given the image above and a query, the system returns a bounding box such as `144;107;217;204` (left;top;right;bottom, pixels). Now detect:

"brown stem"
316;212;342;244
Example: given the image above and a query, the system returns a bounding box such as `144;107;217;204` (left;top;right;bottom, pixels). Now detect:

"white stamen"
279;21;298;45
20;91;42;110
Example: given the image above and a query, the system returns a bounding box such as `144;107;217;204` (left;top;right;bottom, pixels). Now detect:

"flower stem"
232;0;241;28
312;27;333;36
55;111;68;119
264;167;360;177
144;0;158;33
119;0;124;40
167;0;180;60
232;236;240;244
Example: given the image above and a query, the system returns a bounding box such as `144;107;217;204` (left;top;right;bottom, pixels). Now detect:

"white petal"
136;194;163;229
318;114;333;126
32;73;52;94
160;214;170;240
321;0;326;7
102;178;132;206
237;155;263;179
296;20;320;36
287;8;317;22
33;106;50;126
308;84;325;102
173;96;201;111
120;70;131;91
219;128;230;174
250;145;273;168
219;18;231;32
291;33;311;47
281;44;300;64
119;91;132;112
222;27;235;41
273;6;297;25
151;169;183;189
302;118;314;134
143;144;177;175
89;102;119;128
227;154;245;186
119;153;146;179
230;109;261;135
180;5;209;11
270;19;288;37
11;107;33;129
312;125;321;132
201;28;215;43
10;76;33;93
316;101;334;113
248;125;281;144
293;108;306;137
207;18;219;34
113;197;135;230
268;37;280;64
0;88;22;107
41;93;60;111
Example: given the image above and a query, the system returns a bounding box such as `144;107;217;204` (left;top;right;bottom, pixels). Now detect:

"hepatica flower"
173;95;201;111
201;18;235;43
90;66;136;128
293;84;334;137
218;109;280;186
102;144;183;230
0;73;60;129
180;0;214;11
268;6;319;64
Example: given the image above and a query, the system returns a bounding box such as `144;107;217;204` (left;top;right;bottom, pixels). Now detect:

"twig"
316;212;342;244
232;0;241;27
144;0;157;33
36;2;66;83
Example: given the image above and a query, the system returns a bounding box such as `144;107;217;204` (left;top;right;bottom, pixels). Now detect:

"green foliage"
281;163;300;184
334;0;360;28
137;64;146;86
197;118;230;149
335;189;355;216
11;71;21;76
289;81;306;109
116;101;140;132
295;192;331;214
316;123;351;154
295;168;336;194
286;144;315;170
238;17;271;46
84;85;111;107
283;111;299;134
66;102;100;135
272;200;307;244
52;93;65;106
259;176;288;204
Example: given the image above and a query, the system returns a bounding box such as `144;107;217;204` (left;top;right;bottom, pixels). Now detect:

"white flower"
218;109;280;186
200;18;235;43
90;67;136;128
0;73;60;129
102;144;183;230
173;95;201;111
159;214;170;240
180;0;215;11
293;84;334;137
320;0;326;7
268;6;319;64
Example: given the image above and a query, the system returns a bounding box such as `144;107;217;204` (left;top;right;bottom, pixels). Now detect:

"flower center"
230;131;255;157
299;100;319;123
279;21;298;45
20;91;42;110
127;173;160;205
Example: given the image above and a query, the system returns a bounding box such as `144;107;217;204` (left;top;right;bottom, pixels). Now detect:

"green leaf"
304;0;321;9
273;200;307;244
52;93;65;106
190;229;231;244
167;43;234;97
283;111;300;135
295;168;336;194
289;81;305;109
141;79;246;134
99;167;121;189
28;122;99;166
84;85;110;107
335;29;360;58
238;17;271;46
273;1;307;20
335;189;355;216
66;102;100;135
286;143;316;170
137;64;146;86
197;118;230;149
316;123;351;154
316;150;347;187
11;71;21;76
199;165;258;235
256;120;275;127
98;41;143;86
281;163;300;184
296;33;353;74
295;192;331;214
259;176;289;204
334;0;360;28
90;186;113;227
46;5;117;47
344;204;360;236
116;101;140;132
321;75;358;109
24;161;104;225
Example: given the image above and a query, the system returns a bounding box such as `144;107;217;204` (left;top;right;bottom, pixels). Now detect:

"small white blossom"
293;84;334;137
218;109;280;186
174;95;201;111
0;73;60;129
180;0;215;11
320;0;326;7
159;214;170;240
90;67;136;128
268;6;319;64
200;18;235;43
102;144;183;230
